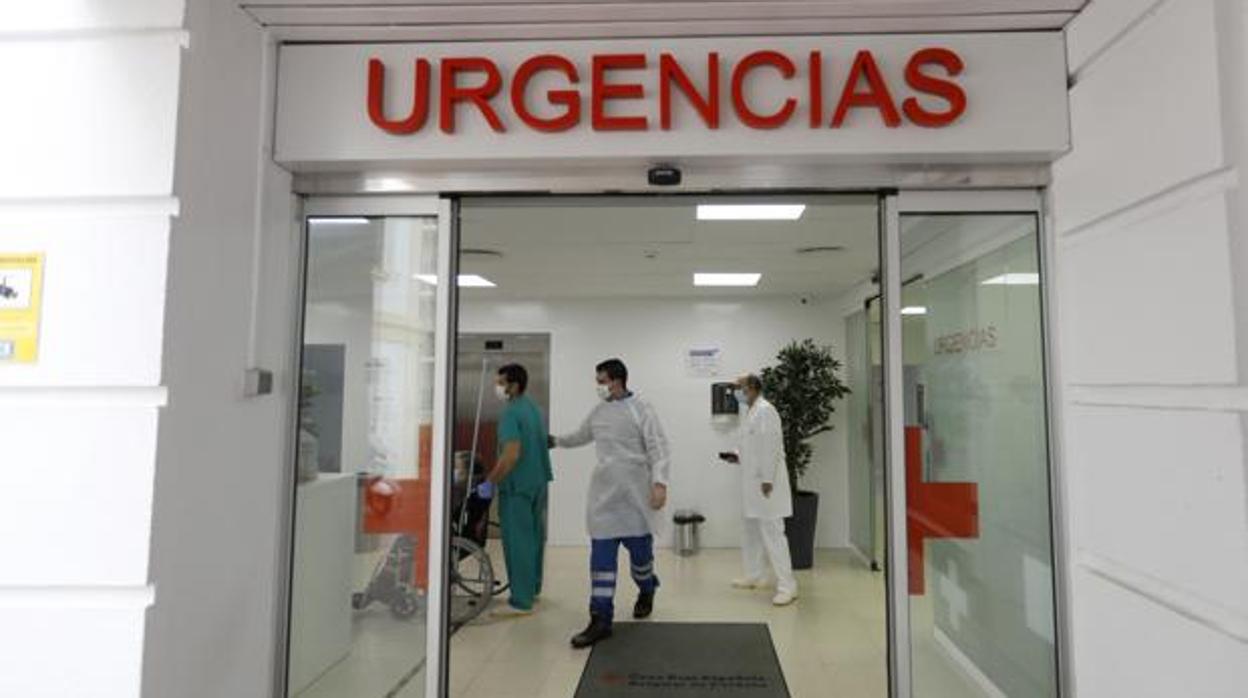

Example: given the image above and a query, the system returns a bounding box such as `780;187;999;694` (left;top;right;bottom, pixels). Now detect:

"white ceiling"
239;1;1088;42
458;194;879;300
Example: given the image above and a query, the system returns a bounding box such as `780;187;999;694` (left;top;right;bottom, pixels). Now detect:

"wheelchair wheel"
389;586;420;619
448;536;493;630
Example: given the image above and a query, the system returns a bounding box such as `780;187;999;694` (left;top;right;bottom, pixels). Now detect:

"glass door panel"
848;303;887;572
895;211;1058;698
287;209;448;698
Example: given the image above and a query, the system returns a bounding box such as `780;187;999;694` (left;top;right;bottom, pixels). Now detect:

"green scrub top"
497;394;553;494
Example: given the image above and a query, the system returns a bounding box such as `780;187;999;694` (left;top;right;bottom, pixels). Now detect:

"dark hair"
595;358;629;386
498;363;528;393
744;374;764;393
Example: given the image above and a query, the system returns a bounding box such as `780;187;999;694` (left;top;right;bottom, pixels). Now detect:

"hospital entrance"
285;191;1059;698
447;194;884;697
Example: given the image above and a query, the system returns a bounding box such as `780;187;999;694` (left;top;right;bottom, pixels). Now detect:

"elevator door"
451;333;552;546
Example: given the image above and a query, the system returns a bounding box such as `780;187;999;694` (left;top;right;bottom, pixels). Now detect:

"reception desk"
289;473;356;695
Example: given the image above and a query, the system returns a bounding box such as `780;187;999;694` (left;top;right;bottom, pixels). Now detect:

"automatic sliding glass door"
882;192;1062;698
283;196;455;698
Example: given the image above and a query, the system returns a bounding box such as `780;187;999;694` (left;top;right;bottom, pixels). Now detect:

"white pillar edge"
1066;385;1248;412
1056;166;1238;243
1077;550;1248;644
0;196;180;220
0;386;168;408
0;584;155;611
0;27;189;47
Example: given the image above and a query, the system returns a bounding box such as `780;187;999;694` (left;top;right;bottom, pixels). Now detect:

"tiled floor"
301;543;987;698
441;545;891;698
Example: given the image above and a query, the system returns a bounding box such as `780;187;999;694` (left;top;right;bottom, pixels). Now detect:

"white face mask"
596;384;612;401
733;389;747;405
494;384;509;402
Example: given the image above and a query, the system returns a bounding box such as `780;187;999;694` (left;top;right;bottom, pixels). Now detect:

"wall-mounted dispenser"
711;382;740;416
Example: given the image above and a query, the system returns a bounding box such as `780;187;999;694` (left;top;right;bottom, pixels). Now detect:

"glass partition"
287;214;443;698
897;212;1058;698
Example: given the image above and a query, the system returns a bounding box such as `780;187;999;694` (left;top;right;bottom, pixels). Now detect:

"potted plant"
296;371;322;483
761;339;850;569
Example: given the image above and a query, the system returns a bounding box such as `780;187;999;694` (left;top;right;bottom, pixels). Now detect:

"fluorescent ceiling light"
694;273;762;287
901;306;928;316
308;217;369;225
696;204;806;221
982;273;1040;286
414;274;497;288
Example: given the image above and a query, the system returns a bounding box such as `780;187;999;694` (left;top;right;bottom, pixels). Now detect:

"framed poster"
0;253;44;363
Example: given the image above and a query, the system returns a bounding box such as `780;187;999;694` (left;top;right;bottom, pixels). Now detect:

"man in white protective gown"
719;373;798;606
550;358;671;648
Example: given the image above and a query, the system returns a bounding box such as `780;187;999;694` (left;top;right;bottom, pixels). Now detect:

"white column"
0;4;186;698
1055;0;1248;696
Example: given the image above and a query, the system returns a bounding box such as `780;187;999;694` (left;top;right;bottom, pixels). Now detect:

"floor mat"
575;622;790;698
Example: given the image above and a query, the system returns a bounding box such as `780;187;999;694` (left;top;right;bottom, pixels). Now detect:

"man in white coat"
718;373;798;606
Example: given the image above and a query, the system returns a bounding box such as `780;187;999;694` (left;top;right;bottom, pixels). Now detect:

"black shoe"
571;615;613;649
633;591;655;619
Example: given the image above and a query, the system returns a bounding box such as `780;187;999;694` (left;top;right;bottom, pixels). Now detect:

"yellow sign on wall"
0;253;45;363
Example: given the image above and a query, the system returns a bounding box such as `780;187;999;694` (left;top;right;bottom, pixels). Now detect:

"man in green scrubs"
484;363;553;618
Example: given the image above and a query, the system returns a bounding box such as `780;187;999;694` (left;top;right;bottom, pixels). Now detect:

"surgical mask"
494;384;509;401
733;389;747;405
596;384;612;401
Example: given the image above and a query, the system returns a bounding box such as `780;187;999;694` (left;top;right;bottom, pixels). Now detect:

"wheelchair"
349;451;507;630
447;451;509;631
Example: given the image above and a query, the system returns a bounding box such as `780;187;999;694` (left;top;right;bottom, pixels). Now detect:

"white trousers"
741;516;798;595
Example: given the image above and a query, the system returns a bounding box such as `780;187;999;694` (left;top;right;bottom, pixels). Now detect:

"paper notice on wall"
0;253;44;363
685;347;722;377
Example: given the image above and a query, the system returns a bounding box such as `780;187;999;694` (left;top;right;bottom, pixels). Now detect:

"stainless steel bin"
673;510;706;557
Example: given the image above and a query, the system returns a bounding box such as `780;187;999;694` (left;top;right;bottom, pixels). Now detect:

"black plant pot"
784;490;819;570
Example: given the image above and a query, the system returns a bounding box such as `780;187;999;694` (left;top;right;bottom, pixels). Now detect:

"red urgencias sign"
367;48;967;136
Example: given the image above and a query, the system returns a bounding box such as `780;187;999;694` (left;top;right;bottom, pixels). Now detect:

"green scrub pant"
498;485;547;611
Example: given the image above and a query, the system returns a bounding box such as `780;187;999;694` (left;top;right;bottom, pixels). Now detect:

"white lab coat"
737;398;793;520
557;393;672;539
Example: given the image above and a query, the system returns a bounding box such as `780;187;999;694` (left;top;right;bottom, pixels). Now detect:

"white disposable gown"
737;397;793;520
557;393;671;539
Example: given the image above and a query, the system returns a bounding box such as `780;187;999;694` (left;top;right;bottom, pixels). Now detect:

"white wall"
142;1;299;697
461;296;850;550
0;4;185;698
1054;1;1248;695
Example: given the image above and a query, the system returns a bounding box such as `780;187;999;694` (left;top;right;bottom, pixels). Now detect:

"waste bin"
673;509;706;557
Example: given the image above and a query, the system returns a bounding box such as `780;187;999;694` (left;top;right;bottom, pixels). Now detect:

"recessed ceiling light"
696;204;806;221
901;306;928;316
308;217;369;225
414;274;497;288
694;273;762;287
982;273;1039;286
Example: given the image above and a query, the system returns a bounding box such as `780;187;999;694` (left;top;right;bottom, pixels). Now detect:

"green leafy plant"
299;370;322;437
760;339;850;492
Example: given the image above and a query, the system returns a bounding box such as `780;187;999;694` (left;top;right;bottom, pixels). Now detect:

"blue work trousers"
589;534;658;623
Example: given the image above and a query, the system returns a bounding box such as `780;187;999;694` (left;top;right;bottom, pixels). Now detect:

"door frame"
273;188;1069;698
880;189;1070;698
274;194;457;698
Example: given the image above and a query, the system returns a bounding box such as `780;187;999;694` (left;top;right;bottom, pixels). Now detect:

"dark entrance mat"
575;623;790;698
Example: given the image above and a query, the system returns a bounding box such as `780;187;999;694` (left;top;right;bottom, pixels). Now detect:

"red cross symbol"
905;426;979;595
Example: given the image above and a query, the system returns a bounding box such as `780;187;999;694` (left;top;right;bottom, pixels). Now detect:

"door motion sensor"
647;165;682;186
